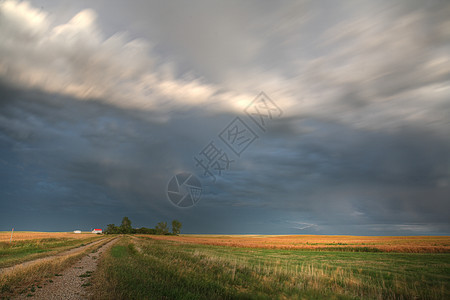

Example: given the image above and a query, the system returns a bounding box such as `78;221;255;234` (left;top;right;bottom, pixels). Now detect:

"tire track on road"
14;237;118;300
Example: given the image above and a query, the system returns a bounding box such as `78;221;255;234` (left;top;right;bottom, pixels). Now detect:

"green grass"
0;236;102;268
91;237;450;299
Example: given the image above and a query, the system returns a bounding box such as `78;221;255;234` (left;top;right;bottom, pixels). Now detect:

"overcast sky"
1;0;449;235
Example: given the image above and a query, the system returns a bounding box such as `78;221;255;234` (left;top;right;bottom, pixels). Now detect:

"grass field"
90;235;450;299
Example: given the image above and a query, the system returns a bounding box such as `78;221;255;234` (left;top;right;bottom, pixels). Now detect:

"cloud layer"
0;0;449;234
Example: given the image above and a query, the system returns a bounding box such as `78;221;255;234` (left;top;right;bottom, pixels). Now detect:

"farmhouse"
92;228;102;234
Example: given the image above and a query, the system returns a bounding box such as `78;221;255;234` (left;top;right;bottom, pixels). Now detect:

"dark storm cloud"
0;82;266;232
193;115;450;234
1;81;449;234
1;0;449;234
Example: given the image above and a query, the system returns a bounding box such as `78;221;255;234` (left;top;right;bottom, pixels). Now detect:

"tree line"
104;217;182;235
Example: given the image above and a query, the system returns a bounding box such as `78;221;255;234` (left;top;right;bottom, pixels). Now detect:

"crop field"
90;235;450;299
141;234;450;253
0;231;93;242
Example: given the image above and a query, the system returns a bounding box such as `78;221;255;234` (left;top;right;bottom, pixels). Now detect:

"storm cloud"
1;0;449;234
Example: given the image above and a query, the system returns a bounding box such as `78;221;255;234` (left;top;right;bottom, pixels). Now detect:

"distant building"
92;228;102;234
73;230;82;234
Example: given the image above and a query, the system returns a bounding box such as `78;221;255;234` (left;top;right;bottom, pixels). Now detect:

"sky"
0;0;449;235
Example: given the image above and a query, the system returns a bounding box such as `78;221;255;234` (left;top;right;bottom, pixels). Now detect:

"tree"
135;227;156;234
105;224;119;234
155;221;169;235
172;220;182;235
120;217;132;234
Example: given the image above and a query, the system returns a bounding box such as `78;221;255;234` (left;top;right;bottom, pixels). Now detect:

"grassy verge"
90;236;450;299
0;236;104;268
0;237;114;298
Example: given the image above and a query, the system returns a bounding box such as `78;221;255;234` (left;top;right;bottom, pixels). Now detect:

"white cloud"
0;1;253;113
1;0;449;131
287;221;318;231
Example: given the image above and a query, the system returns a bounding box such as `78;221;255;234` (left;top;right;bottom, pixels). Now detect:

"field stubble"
144;234;450;253
0;231;94;242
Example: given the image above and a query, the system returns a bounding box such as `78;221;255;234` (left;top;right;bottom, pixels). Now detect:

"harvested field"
142;234;450;253
0;232;94;242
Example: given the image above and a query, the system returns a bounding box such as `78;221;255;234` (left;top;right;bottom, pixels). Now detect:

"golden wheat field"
144;234;450;253
0;231;92;242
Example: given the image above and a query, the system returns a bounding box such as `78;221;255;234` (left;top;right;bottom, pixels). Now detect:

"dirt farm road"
13;238;118;299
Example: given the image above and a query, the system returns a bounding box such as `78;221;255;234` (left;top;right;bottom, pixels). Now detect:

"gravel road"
14;238;118;300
